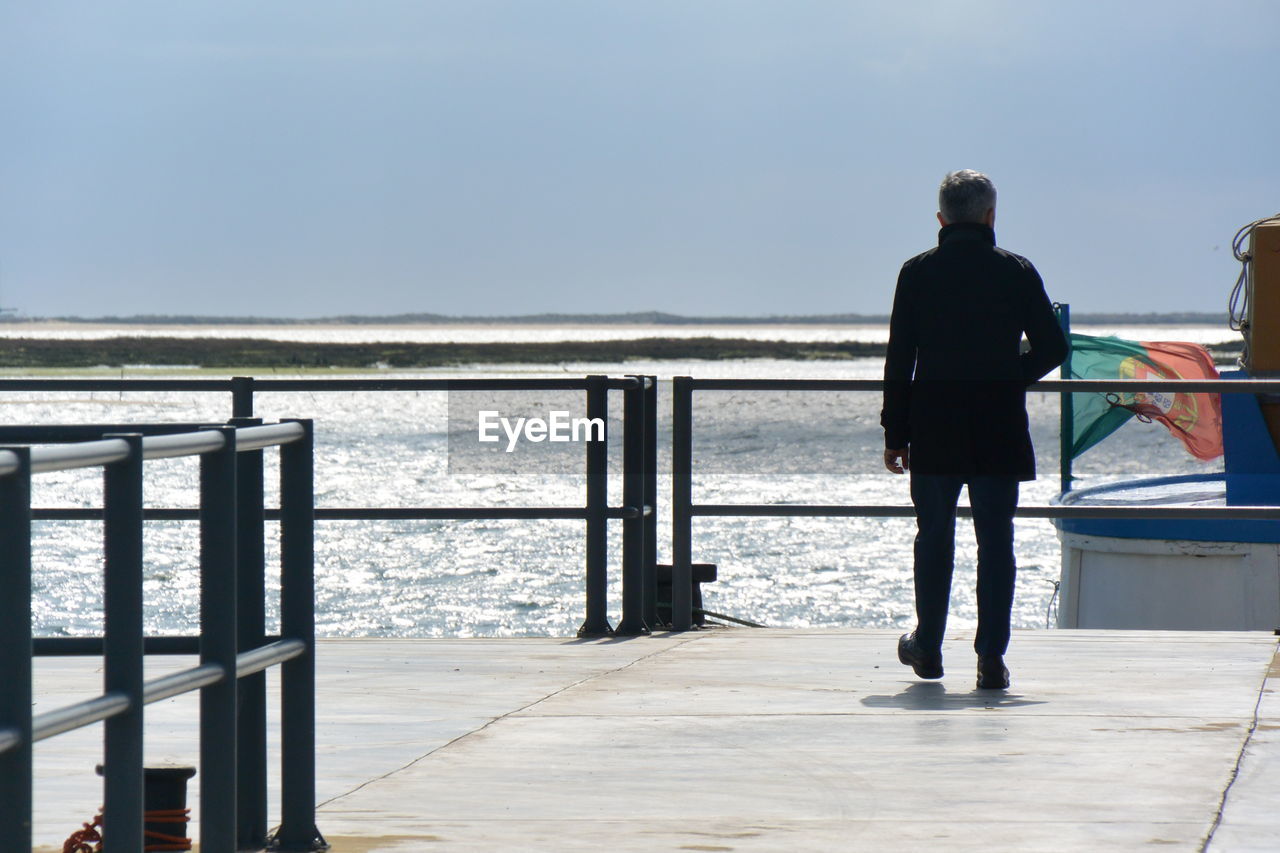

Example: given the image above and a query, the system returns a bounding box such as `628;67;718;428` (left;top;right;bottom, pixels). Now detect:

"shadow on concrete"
860;681;1048;711
561;634;654;645
562;628;705;644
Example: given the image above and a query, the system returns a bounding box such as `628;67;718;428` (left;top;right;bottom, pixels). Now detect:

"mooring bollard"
143;766;197;849
656;562;718;627
69;764;198;852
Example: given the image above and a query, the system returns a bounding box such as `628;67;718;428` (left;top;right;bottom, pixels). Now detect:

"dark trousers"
909;473;1019;657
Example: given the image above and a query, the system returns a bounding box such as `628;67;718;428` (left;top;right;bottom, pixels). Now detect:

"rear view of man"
881;170;1068;690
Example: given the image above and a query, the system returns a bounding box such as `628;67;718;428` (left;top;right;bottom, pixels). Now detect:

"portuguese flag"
1067;333;1223;461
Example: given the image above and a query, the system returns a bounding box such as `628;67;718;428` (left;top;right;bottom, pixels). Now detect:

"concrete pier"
31;629;1279;852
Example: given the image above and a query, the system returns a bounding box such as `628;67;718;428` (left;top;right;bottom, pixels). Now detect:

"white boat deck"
31;629;1280;852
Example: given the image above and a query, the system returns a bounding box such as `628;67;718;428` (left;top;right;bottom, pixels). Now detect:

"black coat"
880;222;1068;481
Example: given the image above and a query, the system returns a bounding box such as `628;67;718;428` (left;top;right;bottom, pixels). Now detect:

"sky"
1;1;1277;319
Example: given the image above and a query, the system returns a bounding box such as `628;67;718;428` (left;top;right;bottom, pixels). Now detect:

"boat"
1055;215;1280;629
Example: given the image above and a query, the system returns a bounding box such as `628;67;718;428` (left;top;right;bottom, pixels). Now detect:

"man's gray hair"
938;170;996;224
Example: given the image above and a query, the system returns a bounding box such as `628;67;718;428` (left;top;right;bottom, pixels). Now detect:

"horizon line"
0;309;1232;326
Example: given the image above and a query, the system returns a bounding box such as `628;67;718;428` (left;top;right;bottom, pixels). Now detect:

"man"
881;170;1067;690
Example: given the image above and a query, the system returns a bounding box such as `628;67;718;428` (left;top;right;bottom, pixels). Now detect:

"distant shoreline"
0;335;1243;369
0;310;1230;327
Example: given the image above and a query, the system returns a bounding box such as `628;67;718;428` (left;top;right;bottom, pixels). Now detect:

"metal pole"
615;376;649;635
200;426;238;853
578;375;612;637
102;434;145;852
671;377;694;631
233;418;268;849
643;375;659;629
0;448;33;850
232;376;255;419
1057;303;1073;494
276;420;322;851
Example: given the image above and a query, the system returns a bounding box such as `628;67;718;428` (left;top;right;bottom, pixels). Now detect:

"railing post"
102;434;145;852
578;375;612;637
275;419;323;851
232;417;269;849
200;426;238;853
1057;303;1073;494
671;376;695;631
615;377;649;636
232;376;255;418
0;447;33;851
643;375;659;629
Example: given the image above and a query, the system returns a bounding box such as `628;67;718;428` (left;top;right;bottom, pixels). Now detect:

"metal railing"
669;376;1280;630
0;375;661;638
0;419;319;852
7;372;1280;637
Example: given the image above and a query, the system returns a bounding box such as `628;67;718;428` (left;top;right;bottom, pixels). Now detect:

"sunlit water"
7;324;1229;639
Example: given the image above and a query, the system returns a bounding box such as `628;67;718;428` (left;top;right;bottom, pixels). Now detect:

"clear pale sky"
1;1;1276;319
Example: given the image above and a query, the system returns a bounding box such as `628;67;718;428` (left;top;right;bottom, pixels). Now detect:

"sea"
1;321;1237;639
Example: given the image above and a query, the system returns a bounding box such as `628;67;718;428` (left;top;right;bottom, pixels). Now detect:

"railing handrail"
0;449;19;477
0;374;1269;391
142;663;226;706
141;429;226;459
31;692;131;743
1032;378;1276;392
682;377;1280;393
688;503;1280;519
0;422;309;477
29;438;131;473
234;421;306;451
0;376;642;392
24;647;303;734
0;728;19;755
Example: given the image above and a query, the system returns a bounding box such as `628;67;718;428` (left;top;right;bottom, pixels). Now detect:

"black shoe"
897;632;943;679
976;655;1010;690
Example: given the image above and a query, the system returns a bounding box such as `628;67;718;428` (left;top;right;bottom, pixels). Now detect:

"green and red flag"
1067;333;1223;460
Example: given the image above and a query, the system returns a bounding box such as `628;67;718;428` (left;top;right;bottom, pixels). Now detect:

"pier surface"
32;629;1279;852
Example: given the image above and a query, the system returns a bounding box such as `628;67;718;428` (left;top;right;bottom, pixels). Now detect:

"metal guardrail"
5;374;1277;636
5;373;1278;637
670;375;1280;630
0;419;320;853
0;375;661;638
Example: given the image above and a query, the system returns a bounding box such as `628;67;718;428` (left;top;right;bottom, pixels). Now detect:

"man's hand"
884;447;910;474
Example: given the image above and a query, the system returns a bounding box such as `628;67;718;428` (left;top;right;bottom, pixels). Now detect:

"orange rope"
144;808;193;851
61;814;102;853
62;809;193;853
